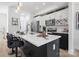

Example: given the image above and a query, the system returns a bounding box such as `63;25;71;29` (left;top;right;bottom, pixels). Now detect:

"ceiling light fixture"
15;2;22;13
36;7;39;10
42;2;46;6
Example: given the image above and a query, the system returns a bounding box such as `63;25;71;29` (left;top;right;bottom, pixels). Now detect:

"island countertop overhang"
17;34;61;47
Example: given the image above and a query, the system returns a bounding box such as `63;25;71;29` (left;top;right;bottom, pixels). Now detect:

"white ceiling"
0;2;68;15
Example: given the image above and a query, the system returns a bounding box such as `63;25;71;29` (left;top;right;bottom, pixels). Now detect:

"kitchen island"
16;33;61;57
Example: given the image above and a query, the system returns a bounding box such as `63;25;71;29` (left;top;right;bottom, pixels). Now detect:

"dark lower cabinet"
47;39;59;57
48;33;68;50
22;39;60;57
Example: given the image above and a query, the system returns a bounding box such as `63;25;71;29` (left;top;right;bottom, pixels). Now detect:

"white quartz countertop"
47;32;68;34
16;34;61;47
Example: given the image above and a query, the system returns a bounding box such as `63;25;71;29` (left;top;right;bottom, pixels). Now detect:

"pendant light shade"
15;2;22;13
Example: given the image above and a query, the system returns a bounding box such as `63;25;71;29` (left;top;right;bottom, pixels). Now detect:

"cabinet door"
47;39;59;57
61;34;68;50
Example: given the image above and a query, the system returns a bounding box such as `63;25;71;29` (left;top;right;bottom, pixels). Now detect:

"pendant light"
16;2;22;13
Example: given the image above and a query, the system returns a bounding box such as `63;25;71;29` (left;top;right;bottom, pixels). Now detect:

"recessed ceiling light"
36;7;39;10
42;2;46;6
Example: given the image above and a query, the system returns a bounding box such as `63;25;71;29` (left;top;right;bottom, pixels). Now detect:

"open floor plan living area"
0;2;79;57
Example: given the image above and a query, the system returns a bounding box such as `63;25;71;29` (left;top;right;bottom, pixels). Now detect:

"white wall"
0;6;8;41
8;7;20;33
68;2;79;54
0;6;8;32
68;3;75;54
70;3;79;50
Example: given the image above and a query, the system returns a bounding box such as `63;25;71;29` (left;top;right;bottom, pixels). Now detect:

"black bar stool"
6;33;24;57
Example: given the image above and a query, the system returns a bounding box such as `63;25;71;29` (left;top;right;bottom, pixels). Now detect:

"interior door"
0;13;7;41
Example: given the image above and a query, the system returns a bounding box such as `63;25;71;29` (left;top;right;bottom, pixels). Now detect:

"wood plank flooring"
60;49;79;57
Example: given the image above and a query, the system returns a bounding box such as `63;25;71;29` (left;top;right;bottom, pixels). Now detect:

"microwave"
45;19;55;26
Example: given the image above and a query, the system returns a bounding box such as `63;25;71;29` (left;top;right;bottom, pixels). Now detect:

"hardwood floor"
0;38;79;57
0;39;25;57
60;49;79;57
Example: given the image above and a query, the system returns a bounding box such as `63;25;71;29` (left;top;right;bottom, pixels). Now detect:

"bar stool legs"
15;47;18;57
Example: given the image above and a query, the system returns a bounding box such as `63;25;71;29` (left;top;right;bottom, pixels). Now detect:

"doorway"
0;13;7;41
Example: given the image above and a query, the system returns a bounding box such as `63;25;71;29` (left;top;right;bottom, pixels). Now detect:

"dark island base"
21;39;60;57
48;33;68;50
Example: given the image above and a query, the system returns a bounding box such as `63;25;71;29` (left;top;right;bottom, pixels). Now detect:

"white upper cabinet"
34;8;68;26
